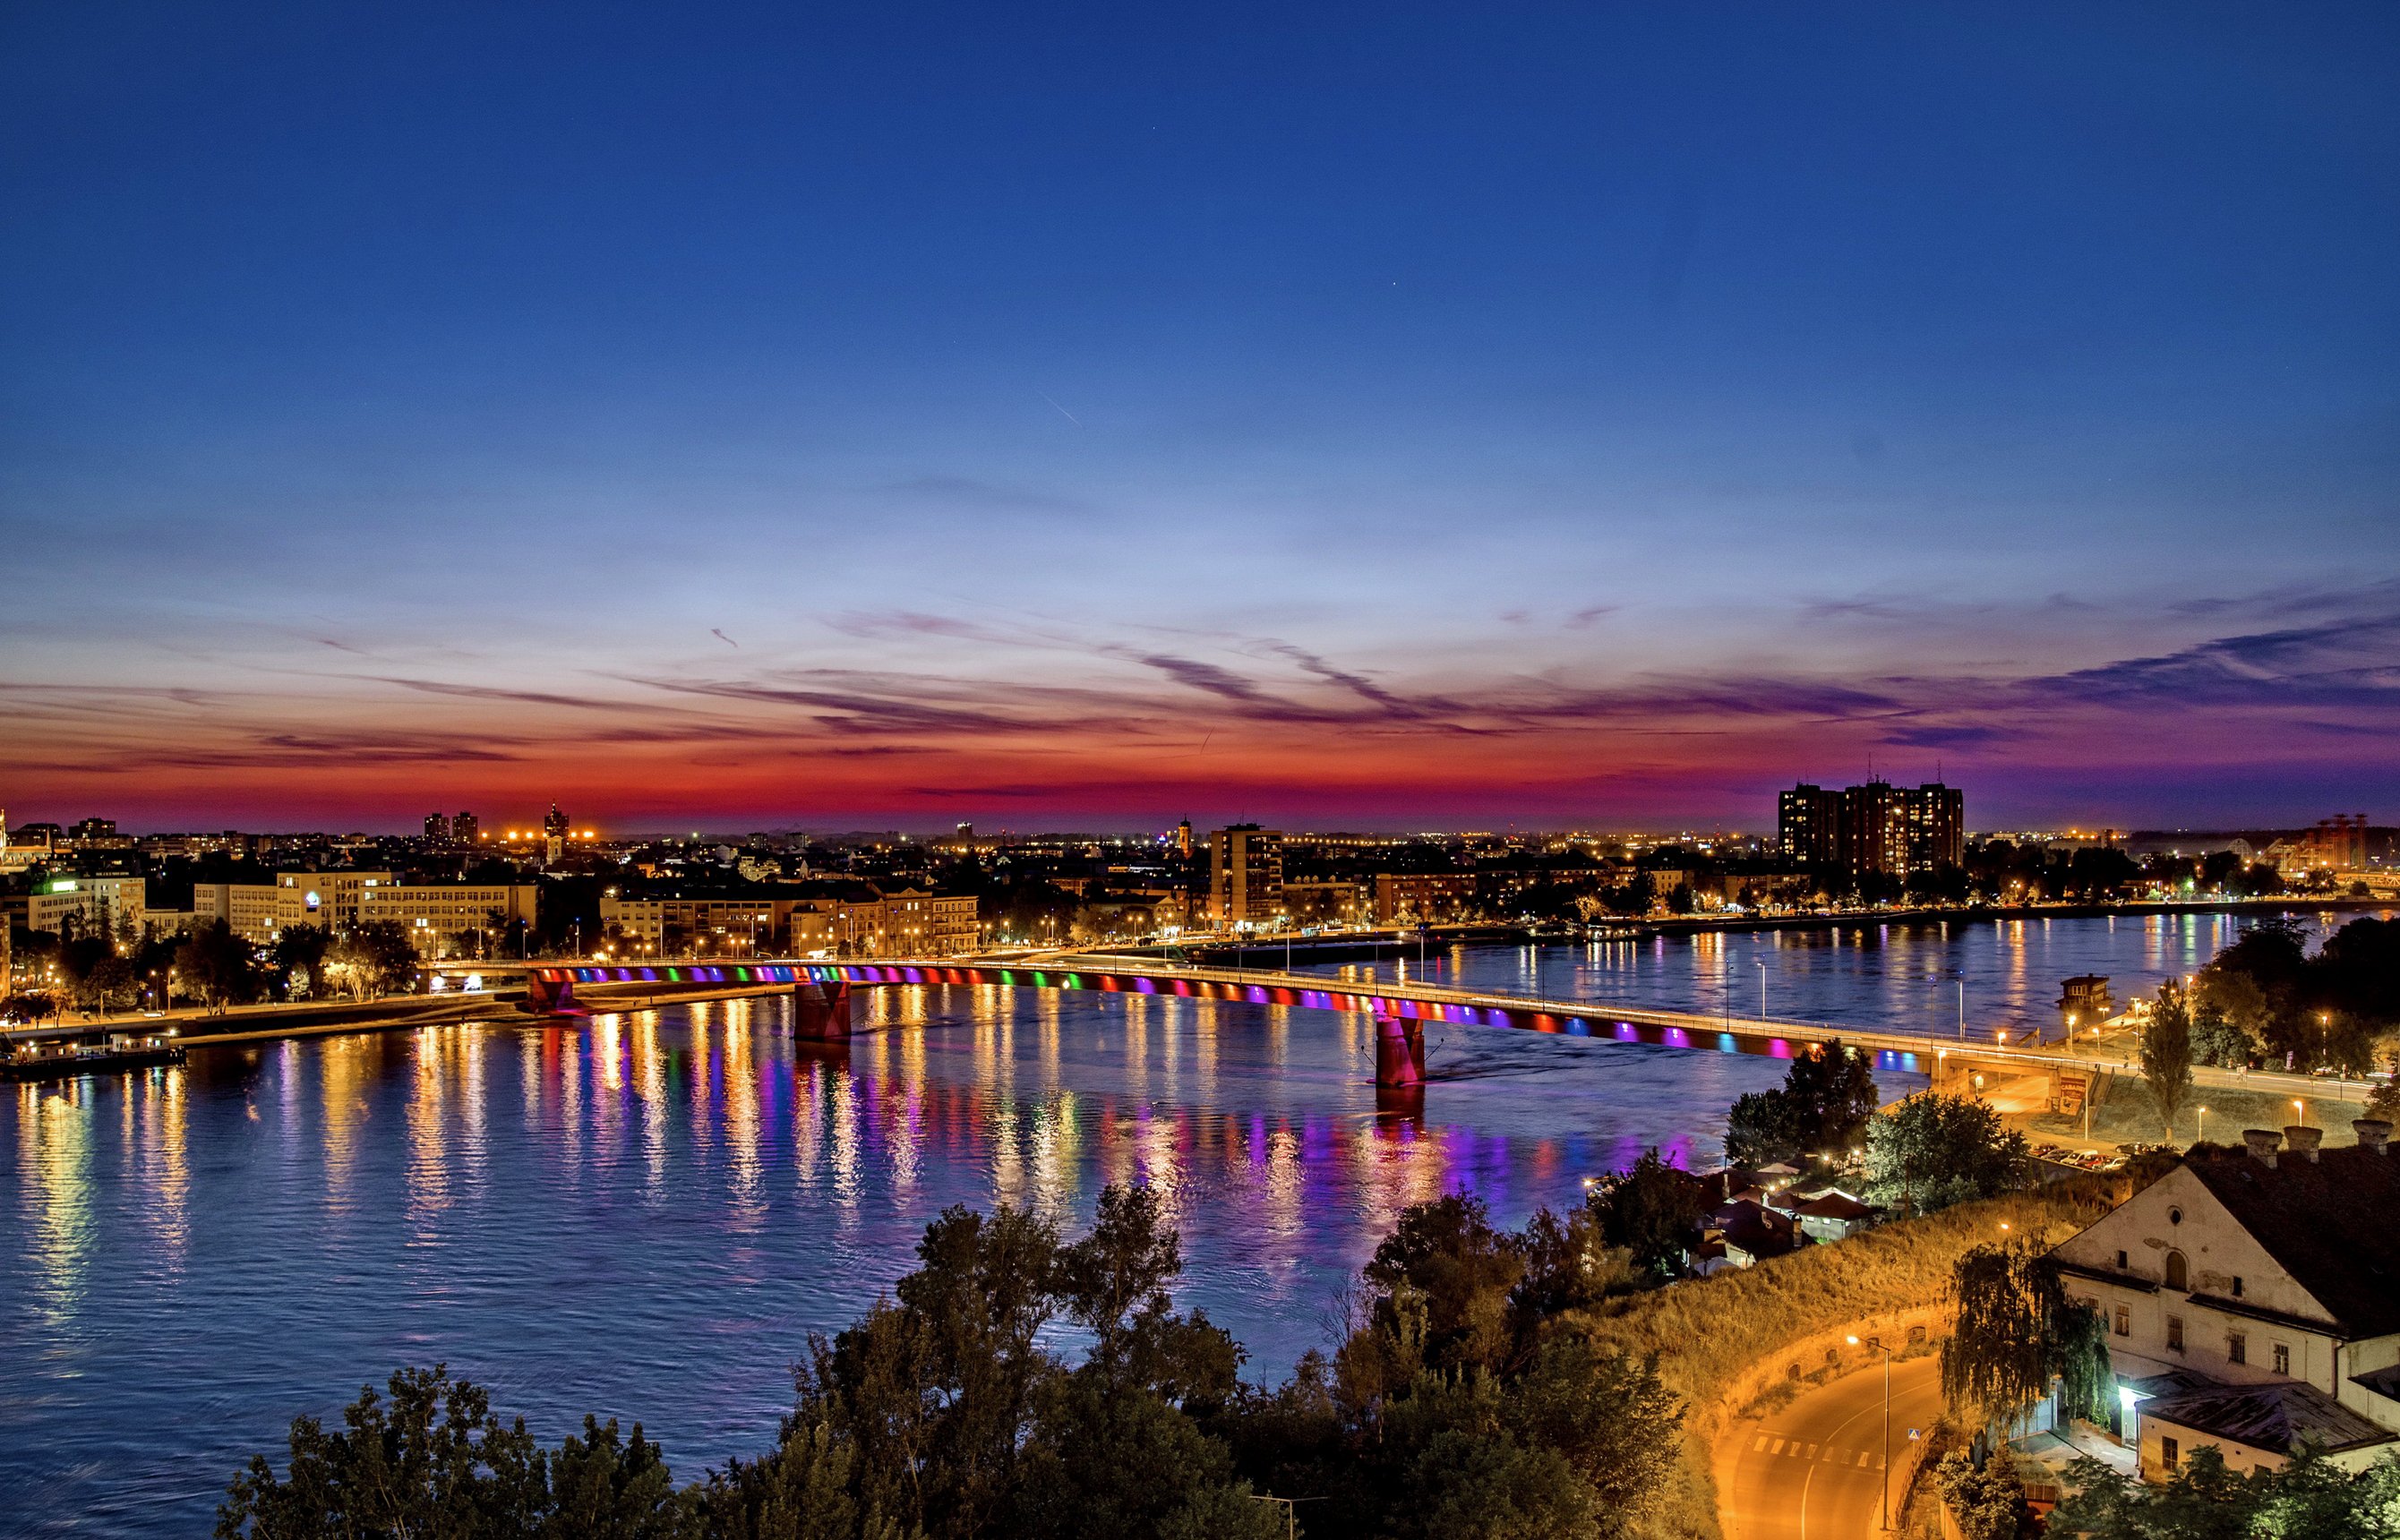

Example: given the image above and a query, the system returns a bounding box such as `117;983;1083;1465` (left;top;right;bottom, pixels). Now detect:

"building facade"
28;874;148;940
1779;780;1964;879
2048;1125;2400;1481
1208;826;1283;928
1372;872;1477;925
357;882;539;957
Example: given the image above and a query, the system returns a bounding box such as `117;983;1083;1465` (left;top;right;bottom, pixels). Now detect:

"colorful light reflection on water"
5;913;2317;1536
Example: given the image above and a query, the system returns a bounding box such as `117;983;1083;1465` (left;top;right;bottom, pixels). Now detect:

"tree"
327;921;420;1000
2141;983;2195;1141
176;920;259;1015
270;925;332;1001
1722;1040;1880;1168
1864;1094;2027;1216
793;1188;1275;1540
2188;994;2253;1069
2052;1444;2400;1540
214;1365;690;1540
1588;1149;1704;1277
1941;1242;2112;1437
1933;1451;2035;1540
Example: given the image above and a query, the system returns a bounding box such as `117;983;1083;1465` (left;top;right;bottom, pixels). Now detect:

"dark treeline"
219;1185;1683;1540
2190;915;2400;1074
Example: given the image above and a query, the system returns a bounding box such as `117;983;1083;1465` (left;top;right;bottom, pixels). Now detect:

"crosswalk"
1752;1433;1886;1469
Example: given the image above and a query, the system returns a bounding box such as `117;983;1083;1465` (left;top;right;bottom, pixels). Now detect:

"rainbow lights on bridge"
517;960;1928;1081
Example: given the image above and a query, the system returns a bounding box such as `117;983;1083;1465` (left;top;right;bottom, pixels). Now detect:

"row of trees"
2186;915;2400;1074
11;919;424;1018
221;1186;1687;1540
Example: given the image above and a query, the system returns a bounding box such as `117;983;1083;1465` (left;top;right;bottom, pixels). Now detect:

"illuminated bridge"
459;953;1989;1091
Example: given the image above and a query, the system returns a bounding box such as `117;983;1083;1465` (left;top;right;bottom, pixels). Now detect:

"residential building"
1779;783;1841;866
1777;779;1965;880
2048;1124;2400;1481
453;809;481;843
1208;826;1283;928
424;811;452;843
1372;871;1476;925
1282;879;1365;927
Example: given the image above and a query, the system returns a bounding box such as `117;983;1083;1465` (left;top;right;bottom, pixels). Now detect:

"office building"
358;881;539;955
28;874;147;941
1208;826;1283;928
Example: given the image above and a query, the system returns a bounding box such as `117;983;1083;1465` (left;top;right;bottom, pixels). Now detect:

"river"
0;910;2335;1535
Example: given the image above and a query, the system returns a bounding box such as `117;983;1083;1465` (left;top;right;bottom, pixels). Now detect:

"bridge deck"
435;952;2321;1098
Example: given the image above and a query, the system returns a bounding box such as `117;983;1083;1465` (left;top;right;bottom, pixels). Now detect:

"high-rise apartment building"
1779;779;1963;879
424;811;452;843
453;809;481;843
1208;825;1283;928
1778;784;1841;865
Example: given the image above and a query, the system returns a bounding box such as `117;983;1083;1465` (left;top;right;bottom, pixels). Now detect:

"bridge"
440;953;2105;1093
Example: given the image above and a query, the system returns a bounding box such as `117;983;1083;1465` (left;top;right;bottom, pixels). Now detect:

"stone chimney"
2284;1125;2323;1163
2355;1119;2393;1156
2242;1128;2282;1168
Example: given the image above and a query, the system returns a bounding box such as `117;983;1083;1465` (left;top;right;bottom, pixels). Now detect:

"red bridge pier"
1375;1014;1425;1088
795;979;853;1040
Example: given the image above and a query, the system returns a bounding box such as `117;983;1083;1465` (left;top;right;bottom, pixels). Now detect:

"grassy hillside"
1571;1177;2126;1540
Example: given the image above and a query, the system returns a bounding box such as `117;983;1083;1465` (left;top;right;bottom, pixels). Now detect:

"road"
1719;1356;1943;1540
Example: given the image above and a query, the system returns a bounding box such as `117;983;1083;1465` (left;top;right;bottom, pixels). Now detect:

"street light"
1757;960;1767;1021
1847;1334;1894;1531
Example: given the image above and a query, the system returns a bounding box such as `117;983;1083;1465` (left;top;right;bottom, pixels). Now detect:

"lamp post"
1957;978;1965;1040
1757;960;1767;1022
1848;1334;1894;1530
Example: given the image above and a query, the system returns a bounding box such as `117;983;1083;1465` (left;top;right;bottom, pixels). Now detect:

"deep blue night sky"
4;3;2396;831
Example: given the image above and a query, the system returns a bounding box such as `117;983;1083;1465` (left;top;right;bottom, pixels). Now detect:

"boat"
1;1036;186;1082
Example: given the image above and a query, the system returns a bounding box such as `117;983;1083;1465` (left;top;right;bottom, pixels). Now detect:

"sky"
3;2;2396;835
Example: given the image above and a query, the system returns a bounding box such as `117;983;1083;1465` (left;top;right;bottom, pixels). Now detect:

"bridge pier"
794;980;853;1040
1375;1014;1425;1088
519;971;581;1016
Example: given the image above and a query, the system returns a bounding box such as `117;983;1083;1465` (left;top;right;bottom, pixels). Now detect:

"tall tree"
2141;983;2195;1141
1864;1094;2027;1216
1942;1243;2112;1437
1722;1040;1880;1168
1588;1149;1703;1278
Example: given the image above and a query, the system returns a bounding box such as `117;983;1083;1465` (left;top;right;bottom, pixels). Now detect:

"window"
2161;1437;2180;1472
2233;1276;2245;1298
2274;1343;2291;1376
2115;1305;2130;1337
2229;1332;2247;1365
2117;1249;2130;1270
2167;1315;2186;1352
2164;1252;2189;1290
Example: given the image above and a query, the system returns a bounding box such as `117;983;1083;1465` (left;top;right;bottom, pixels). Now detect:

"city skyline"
6;4;2397;831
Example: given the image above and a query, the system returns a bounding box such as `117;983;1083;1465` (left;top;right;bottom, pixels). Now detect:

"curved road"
1719;1356;1943;1540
